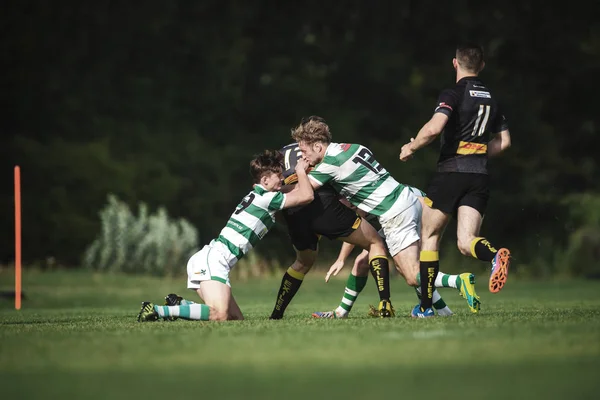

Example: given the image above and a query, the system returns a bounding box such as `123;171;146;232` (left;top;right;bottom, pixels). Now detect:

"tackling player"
269;141;396;319
137;150;314;322
291;116;470;318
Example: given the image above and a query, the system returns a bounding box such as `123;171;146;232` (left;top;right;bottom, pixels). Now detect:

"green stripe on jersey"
321;143;360;166
371;185;405;216
216;235;243;260
244;204;276;230
346;164;372;183
268;192;284;210
253;185;267;195
310;169;333;185
407;185;426;197
226;219;261;247
347;172;390;205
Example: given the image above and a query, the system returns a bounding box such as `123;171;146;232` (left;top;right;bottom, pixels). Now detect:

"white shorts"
380;200;422;257
186;244;231;289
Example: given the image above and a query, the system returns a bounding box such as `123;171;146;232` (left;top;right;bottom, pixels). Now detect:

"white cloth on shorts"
186;244;231;289
379;199;422;257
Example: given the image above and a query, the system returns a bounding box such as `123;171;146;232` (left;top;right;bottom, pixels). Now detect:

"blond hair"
290;116;331;145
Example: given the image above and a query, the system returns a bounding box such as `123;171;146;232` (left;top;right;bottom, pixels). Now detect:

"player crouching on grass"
137;150;314;322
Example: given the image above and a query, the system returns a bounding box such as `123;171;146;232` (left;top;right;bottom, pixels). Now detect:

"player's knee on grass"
228;300;244;321
197;281;234;321
210;306;229;321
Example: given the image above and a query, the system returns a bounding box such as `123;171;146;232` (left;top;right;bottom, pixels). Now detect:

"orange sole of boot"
489;248;511;293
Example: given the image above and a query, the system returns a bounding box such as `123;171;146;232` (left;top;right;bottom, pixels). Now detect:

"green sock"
154;304;210;320
418;271;461;289
436;272;461;289
335;274;368;317
415;287;453;315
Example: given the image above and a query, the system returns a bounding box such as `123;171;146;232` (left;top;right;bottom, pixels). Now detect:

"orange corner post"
15;166;21;310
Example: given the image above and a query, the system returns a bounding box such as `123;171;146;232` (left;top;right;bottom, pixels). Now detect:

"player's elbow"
292;191;314;207
498;130;511;152
425;126;441;139
303;191;315;203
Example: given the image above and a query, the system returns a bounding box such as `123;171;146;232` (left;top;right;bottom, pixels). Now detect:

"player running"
399;43;512;301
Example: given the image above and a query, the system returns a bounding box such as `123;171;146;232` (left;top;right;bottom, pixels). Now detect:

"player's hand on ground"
325;260;345;282
399;138;415;161
295;157;309;172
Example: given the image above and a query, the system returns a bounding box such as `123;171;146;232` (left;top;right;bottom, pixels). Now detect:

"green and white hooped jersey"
308;143;417;222
211;185;286;267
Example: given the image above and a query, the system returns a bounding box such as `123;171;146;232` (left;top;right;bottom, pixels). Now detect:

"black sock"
369;256;391;301
419;251;439;310
269;267;305;319
470;237;498;262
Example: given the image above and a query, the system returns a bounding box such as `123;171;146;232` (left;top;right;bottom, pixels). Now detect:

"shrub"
83;194;199;276
560;193;600;278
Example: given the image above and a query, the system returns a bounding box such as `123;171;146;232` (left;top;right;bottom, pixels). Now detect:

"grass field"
1;269;599;400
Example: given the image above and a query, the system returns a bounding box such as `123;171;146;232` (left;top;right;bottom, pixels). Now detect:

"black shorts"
282;186;360;251
425;172;489;217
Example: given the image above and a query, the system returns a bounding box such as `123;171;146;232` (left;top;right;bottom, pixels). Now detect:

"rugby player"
399;43;512;316
137;150;314;322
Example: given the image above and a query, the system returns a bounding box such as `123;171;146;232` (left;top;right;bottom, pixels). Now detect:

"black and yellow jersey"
280;143;304;185
434;77;509;174
279;142;338;213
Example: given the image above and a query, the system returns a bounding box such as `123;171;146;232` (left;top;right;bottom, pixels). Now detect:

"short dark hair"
456;43;485;73
249;150;284;183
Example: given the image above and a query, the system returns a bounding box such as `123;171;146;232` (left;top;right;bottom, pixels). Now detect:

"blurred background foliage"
1;1;598;277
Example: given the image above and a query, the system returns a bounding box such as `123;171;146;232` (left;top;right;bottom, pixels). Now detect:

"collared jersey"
434;76;509;174
212;185;286;267
308;142;416;223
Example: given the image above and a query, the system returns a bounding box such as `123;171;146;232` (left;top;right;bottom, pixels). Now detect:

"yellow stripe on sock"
287;267;305;281
420;250;439;262
470;237;483;258
368;255;388;264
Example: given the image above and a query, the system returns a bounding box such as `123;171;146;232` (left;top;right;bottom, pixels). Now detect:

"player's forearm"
337;242;355;263
410;124;440;152
294;171;314;204
487;131;511;157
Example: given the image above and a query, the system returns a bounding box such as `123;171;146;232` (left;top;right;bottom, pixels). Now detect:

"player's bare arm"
399;113;449;161
282;158;314;208
487;129;512;157
325;242;356;282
